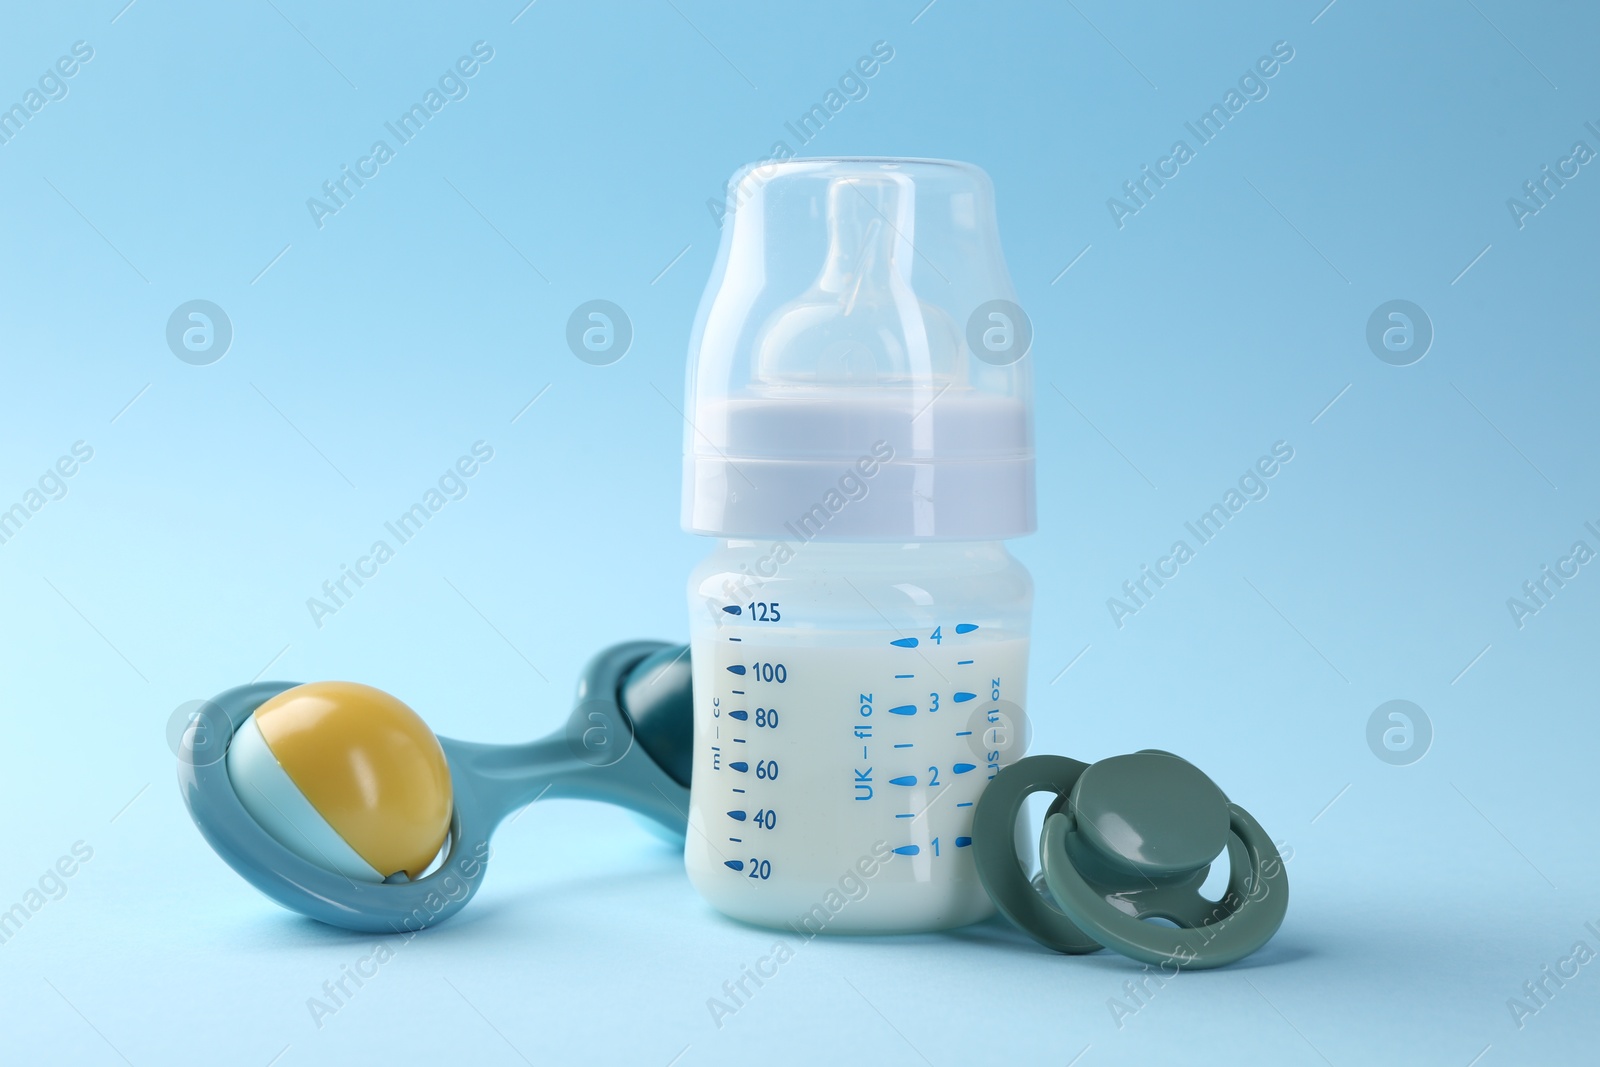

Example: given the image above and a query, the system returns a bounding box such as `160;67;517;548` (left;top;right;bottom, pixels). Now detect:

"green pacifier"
974;750;1288;969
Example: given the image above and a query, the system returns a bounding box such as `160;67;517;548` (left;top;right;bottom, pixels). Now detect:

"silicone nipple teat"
754;175;961;389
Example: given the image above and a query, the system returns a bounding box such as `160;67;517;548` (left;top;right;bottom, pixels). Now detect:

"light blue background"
1;1;1596;1064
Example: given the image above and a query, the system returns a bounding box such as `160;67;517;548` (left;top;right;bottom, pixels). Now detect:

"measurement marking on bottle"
723;606;742;615
696;623;1025;917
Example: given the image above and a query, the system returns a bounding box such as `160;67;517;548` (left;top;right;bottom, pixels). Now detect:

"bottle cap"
683;157;1035;541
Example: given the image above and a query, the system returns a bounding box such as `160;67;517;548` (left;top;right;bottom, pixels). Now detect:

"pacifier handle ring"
179;682;498;934
971;755;1103;954
1039;802;1289;970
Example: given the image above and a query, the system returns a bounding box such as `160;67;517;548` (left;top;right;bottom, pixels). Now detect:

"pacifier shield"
1070;751;1230;877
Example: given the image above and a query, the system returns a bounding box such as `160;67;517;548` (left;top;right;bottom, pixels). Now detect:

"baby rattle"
177;641;692;933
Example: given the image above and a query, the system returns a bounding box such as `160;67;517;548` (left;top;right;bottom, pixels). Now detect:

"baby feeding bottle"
681;158;1035;933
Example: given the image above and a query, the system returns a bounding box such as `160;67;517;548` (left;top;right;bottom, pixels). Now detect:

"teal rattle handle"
1040;802;1289;970
440;731;687;839
439;638;691;837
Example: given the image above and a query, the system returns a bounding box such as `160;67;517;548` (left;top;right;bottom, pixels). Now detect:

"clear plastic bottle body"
684;539;1032;933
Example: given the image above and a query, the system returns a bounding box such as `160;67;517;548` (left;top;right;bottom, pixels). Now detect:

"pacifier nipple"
226;681;452;883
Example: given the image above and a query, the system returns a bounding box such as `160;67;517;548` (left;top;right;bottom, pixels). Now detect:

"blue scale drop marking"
729;710;749;720
957;659;973;665
891;637;919;648
888;704;916;716
889;775;917;787
723;605;742;615
725;860;745;871
955;623;979;634
727;810;747;821
727;665;746;675
893;845;921;856
955;836;973;848
955;730;973;736
895;674;914;679
953;692;976;703
956;802;974;808
730;761;749;773
953;763;976;774
893;743;914;749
